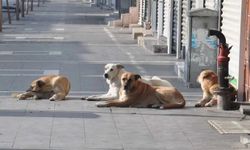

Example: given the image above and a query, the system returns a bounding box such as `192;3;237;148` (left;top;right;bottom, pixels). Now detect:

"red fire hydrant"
208;30;239;110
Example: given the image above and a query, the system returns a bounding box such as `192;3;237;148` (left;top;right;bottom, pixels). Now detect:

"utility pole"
16;0;20;20
31;0;33;11
6;0;12;24
26;0;29;15
0;0;2;32
21;0;25;17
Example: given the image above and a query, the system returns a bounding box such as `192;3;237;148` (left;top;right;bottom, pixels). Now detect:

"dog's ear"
202;74;210;79
197;73;210;83
197;75;201;83
116;64;124;69
36;80;45;87
203;72;217;80
134;74;141;80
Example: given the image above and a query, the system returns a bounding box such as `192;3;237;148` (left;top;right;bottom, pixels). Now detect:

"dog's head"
26;80;46;92
197;70;218;84
121;72;141;93
103;63;124;80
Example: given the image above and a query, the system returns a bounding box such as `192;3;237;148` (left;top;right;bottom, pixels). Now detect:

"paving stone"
13;117;53;149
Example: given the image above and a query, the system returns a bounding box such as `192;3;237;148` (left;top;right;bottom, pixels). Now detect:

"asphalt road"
0;0;191;96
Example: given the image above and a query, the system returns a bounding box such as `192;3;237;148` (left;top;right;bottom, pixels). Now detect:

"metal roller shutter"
181;0;188;52
172;0;178;54
139;0;148;25
151;0;158;33
163;0;168;37
139;0;143;25
205;0;217;10
176;0;183;58
163;0;173;54
157;0;164;36
191;0;196;9
144;0;148;21
220;0;242;84
142;0;146;21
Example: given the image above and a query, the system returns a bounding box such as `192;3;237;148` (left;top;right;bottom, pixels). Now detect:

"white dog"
82;63;173;101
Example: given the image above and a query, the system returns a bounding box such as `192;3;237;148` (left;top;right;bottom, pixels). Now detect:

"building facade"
110;0;249;102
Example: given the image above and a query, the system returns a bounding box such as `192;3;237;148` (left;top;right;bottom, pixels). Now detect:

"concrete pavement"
0;0;248;149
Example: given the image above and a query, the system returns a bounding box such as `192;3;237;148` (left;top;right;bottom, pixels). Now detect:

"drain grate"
208;120;250;134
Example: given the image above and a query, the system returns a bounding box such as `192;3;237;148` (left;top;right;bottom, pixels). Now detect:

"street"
0;0;185;95
0;0;247;149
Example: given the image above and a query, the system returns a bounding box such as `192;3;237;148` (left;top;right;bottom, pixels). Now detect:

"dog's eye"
110;69;113;72
122;78;126;81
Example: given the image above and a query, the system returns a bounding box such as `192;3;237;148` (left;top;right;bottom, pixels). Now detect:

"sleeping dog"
15;75;70;101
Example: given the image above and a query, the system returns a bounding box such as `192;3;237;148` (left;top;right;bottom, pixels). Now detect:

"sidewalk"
0;0;249;149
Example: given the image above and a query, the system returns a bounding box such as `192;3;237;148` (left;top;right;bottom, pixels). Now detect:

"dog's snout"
123;79;132;91
26;86;32;92
124;84;130;92
104;73;109;79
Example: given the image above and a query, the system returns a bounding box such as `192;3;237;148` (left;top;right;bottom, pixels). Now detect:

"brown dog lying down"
96;72;185;109
195;69;236;107
15;75;70;101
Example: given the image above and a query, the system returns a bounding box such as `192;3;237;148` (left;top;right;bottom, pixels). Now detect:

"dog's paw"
151;104;160;109
82;95;95;100
49;96;56;101
159;105;165;109
34;95;42;100
96;101;108;107
86;98;101;101
194;103;203;107
204;103;213;107
49;98;55;101
205;101;216;107
81;97;87;100
49;95;64;101
17;94;27;100
205;99;217;107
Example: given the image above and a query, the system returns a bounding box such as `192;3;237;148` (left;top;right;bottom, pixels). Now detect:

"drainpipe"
6;0;12;24
16;0;20;20
208;29;240;110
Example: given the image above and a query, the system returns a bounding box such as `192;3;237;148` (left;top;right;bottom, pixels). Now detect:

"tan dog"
15;75;70;101
96;72;185;109
195;70;219;107
195;70;237;107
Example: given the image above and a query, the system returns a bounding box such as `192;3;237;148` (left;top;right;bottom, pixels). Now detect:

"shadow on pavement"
0;109;99;119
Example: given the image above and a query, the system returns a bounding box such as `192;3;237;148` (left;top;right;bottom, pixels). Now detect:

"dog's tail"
151;76;173;87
